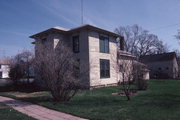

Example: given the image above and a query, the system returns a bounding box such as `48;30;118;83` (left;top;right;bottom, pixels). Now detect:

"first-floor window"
73;36;79;53
73;59;80;78
0;72;2;78
100;59;110;78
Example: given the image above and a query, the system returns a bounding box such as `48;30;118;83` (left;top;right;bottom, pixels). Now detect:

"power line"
81;0;84;25
150;22;180;31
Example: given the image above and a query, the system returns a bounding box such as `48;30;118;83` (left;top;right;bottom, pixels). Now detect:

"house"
139;52;179;79
30;24;144;88
0;58;10;79
118;50;149;82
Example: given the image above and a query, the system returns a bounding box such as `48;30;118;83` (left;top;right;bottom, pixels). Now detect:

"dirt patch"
14;94;30;98
12;91;48;98
112;90;138;96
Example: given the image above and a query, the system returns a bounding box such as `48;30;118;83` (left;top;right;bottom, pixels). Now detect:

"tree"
9;50;34;85
175;30;180;42
9;55;25;86
18;50;34;83
117;52;135;101
115;24;168;57
35;41;82;102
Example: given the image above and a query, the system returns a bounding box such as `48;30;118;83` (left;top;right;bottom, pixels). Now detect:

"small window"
99;35;109;53
0;72;2;78
73;59;80;78
0;65;1;69
100;59;110;78
166;67;169;70
119;65;123;72
41;38;47;44
73;36;79;53
158;67;162;70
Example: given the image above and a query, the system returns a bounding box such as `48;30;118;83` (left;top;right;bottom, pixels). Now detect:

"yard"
0;80;180;120
0;102;35;120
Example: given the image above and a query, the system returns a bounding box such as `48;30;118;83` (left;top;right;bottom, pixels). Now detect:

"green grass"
0;103;35;120
0;80;180;120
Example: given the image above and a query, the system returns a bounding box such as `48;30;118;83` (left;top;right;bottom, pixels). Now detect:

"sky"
0;0;180;57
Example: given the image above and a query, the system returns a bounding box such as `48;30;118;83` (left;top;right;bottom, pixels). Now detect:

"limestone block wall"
88;31;118;87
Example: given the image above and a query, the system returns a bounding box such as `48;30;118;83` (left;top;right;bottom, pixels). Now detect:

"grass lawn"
0;102;35;120
0;80;180;120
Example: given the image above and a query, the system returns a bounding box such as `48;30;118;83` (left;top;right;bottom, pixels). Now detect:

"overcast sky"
0;0;180;57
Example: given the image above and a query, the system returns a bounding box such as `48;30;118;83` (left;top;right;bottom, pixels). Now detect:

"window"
73;36;79;53
158;67;162;70
41;38;47;44
119;65;123;72
99;35;109;53
0;72;2;78
166;67;169;70
100;59;110;78
0;65;1;69
73;59;80;78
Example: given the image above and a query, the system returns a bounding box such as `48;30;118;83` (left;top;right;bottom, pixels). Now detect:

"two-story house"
30;24;135;88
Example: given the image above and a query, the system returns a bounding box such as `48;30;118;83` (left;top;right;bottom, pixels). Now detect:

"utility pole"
3;49;6;58
81;0;83;25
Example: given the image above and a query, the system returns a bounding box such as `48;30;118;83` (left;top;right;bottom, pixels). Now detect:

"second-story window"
41;38;47;44
73;36;79;53
99;35;109;53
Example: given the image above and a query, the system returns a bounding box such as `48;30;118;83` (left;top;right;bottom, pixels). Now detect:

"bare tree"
116;51;149;100
18;50;34;83
35;41;82;102
175;30;180;42
117;52;135;101
115;24;168;57
9;54;25;86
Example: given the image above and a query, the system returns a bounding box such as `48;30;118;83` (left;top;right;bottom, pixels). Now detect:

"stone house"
30;24;146;88
140;52;179;79
0;58;10;79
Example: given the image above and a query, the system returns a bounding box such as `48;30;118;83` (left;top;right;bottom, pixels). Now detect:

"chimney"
120;36;125;51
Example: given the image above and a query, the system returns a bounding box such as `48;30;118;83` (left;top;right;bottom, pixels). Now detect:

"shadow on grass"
0;82;46;93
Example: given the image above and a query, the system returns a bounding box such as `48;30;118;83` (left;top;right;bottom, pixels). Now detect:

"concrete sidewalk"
0;96;87;120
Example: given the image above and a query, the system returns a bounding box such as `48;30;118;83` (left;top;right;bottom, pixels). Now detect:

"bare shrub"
35;41;81;102
117;52;135;101
133;62;149;90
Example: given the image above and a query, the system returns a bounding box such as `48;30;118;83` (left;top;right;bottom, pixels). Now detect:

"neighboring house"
0;58;10;79
140;52;179;79
177;57;180;78
30;24;144;88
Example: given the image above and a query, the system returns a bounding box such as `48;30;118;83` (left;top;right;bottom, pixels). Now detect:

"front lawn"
0;102;35;120
0;80;180;120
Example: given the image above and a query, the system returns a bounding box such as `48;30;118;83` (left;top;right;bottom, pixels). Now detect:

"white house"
30;24;149;88
0;58;10;79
